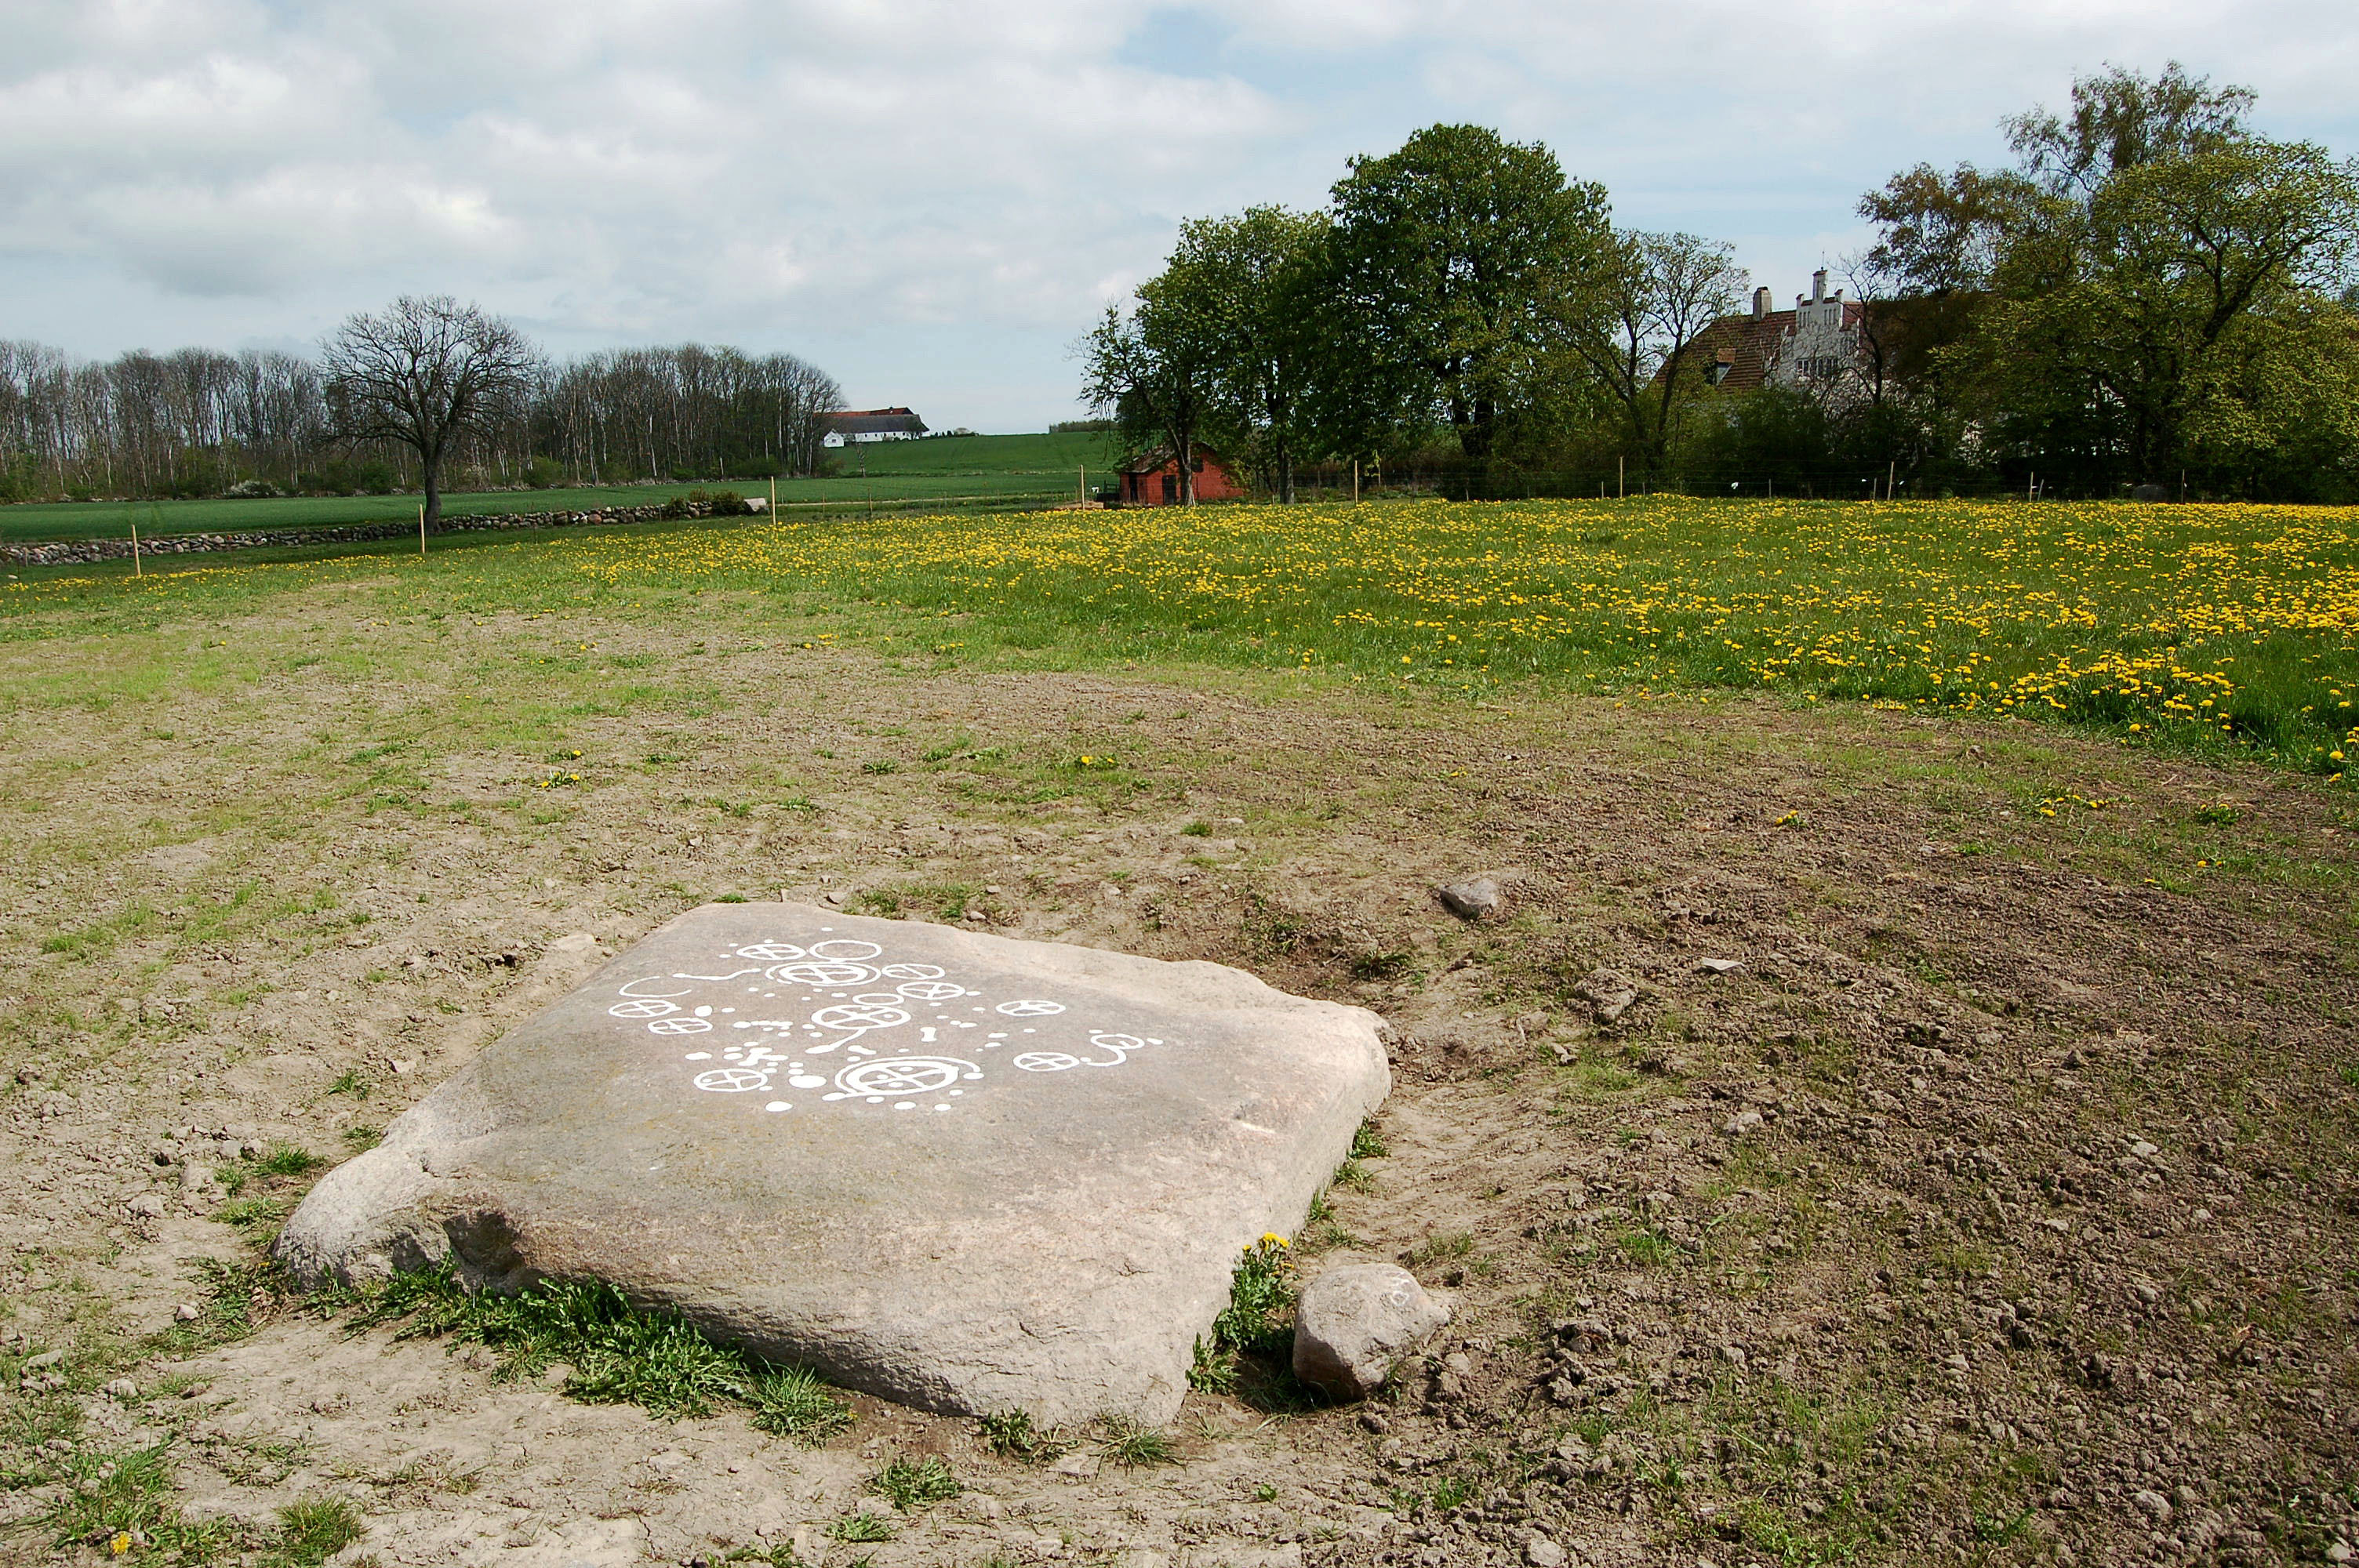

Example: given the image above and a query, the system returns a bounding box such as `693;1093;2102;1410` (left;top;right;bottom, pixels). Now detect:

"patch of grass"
1096;1416;1178;1468
35;1443;242;1560
2194;801;2246;825
869;1454;960;1511
852;880;983;922
1188;1235;1315;1409
253;1145;325;1178
1616;1226;1681;1268
342;1125;383;1151
977;1408;1065;1464
266;1497;365;1566
1300;1188;1354;1240
1430;1472;1478;1510
1180;820;1213;837
1350;1119;1389;1160
1560;1059;1641;1100
213;1196;289;1231
37;902;155;960
1404;1231;1475;1270
326;1069;370;1100
827;1511;896;1544
146;1258;276;1356
349;1265;853;1434
747;1364;852;1444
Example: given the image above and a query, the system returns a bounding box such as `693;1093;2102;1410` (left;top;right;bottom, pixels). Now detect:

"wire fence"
1269;466;2150;504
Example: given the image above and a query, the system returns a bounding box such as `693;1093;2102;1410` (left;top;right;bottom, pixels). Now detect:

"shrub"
707;488;752;517
523;456;564;489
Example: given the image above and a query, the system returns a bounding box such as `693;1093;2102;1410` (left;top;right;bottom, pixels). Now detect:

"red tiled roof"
1686;301;1868;392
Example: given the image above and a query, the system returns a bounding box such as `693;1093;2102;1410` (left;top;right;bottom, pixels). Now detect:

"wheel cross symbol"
735;942;808;961
896;980;966;1003
812;1002;909;1032
693;1066;769;1092
997;999;1065;1018
771;960;876;987
609;998;679;1019
648;1016;713;1036
827;1056;980;1099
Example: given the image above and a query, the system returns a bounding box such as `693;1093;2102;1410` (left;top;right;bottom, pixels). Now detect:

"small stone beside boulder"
1291;1262;1451;1399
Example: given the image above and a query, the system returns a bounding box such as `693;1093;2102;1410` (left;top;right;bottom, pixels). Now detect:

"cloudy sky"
6;0;2357;430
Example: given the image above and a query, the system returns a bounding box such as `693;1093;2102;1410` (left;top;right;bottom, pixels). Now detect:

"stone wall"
0;501;721;568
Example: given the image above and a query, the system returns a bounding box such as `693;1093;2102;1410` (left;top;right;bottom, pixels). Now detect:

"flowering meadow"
554;496;2357;779
9;496;2355;779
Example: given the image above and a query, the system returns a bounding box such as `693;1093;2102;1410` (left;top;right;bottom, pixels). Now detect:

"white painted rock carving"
276;903;1390;1425
1291;1262;1452;1399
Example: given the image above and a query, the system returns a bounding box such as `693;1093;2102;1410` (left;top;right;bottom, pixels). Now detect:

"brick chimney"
1751;286;1771;321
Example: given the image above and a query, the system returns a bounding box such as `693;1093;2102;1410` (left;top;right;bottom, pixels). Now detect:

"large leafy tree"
1862;64;2359;494
1323;124;1612;463
1145;207;1329;501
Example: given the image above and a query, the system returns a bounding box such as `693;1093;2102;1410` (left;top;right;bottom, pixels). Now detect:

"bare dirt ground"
2;594;2355;1567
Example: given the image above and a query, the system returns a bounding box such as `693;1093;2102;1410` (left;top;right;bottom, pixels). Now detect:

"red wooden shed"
1117;444;1244;506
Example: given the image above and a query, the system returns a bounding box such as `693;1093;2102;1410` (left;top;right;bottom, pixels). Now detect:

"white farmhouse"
822;407;929;447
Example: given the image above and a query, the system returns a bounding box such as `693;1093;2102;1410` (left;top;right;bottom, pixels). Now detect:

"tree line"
1084;64;2359;503
0;317;841;506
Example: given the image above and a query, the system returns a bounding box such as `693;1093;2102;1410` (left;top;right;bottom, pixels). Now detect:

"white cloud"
2;0;2354;427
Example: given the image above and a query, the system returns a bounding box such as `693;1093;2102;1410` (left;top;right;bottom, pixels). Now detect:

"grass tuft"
746;1363;853;1444
269;1497;365;1566
213;1196;289;1231
253;1145;325;1178
1096;1416;1179;1468
869;1454;961;1511
977;1408;1065;1464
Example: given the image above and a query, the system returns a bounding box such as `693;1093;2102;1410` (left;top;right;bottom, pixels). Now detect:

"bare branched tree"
322;296;538;529
1571;231;1747;477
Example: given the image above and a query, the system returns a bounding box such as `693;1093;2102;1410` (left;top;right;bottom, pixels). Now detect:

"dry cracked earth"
2;594;2355;1568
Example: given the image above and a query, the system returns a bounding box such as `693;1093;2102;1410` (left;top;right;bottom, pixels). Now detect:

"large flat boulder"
276;903;1389;1425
